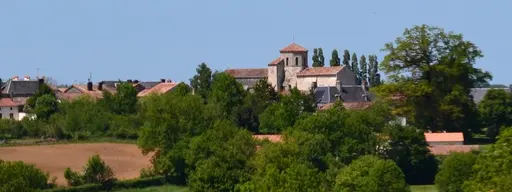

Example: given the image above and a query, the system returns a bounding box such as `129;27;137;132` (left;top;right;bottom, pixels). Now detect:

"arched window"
295;57;299;66
286;58;289;66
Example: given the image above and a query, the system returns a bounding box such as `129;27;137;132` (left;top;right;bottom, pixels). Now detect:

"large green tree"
478;89;512;139
209;72;246;121
26;83;55;111
101;82;138;115
186;120;256;192
463;128;512;191
381;124;439;185
435;152;477;192
237;79;278;132
0;160;51;192
190;63;213;101
330;49;341;66
34;94;59;120
342;49;351;67
335;155;410;192
375;25;491;137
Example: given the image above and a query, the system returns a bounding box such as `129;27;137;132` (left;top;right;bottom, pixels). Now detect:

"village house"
0;76;50;120
225;43;371;109
57;78;184;101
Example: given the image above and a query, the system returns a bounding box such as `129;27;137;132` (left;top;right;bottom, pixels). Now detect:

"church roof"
279;43;308;53
297;66;345;77
225;68;268;79
268;57;284;66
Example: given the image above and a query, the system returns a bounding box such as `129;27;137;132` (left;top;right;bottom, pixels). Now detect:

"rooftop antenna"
88;72;92;82
293;34;295;43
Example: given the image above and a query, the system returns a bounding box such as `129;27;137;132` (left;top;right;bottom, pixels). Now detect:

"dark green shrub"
435;152;477;192
0;160;51;191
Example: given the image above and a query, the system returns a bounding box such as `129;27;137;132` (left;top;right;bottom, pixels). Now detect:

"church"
225;43;373;108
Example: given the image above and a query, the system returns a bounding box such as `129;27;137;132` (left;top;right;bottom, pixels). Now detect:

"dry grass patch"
0;143;151;186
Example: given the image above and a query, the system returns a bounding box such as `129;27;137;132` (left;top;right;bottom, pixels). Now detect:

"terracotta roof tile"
56;92;85;101
320;102;374;110
280;43;308;53
225;68;268;78
297;66;344;77
253;134;282;143
66;84;115;99
268;57;284;66
429;145;480;155
137;82;179;97
57;88;68;93
0;98;18;107
424;132;464;142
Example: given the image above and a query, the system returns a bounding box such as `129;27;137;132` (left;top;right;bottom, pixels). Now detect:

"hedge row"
43;176;172;192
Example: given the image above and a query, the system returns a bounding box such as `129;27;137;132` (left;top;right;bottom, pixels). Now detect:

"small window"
286;58;289;66
9;113;13;119
295;57;299;66
10;107;12;110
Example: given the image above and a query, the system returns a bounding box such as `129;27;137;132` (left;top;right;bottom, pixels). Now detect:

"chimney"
133;80;140;84
160;79;165;83
87;81;93;91
12;76;19;81
24;76;30;81
361;79;368;91
98;81;103;91
167;79;172;83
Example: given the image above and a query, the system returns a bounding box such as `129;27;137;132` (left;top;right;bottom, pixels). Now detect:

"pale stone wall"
296;75;338;91
268;61;284;91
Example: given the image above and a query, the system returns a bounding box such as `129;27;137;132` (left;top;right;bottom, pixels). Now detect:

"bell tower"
279;43;308;89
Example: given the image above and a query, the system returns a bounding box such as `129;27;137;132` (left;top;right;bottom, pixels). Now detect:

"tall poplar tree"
343;50;351;67
318;48;325;67
351;53;360;85
360;55;368;85
330;49;341;66
312;48;320;67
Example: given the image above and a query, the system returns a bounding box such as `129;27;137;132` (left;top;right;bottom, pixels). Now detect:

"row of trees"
311;48;381;87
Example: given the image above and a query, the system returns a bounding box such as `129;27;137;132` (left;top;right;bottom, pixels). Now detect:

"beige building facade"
226;43;358;92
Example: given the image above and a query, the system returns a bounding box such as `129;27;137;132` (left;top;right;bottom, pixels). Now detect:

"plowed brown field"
0;143;152;186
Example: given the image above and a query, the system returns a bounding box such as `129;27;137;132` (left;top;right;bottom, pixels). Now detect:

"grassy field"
411;185;438;192
116;185;188;192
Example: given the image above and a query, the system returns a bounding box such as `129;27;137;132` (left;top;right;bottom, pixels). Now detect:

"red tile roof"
0;98;18;107
268;57;284;66
225;68;268;78
56;92;85;101
297;66;344;77
424;132;464;142
65;84;116;99
253;134;282;143
137;82;179;97
320;102;374;110
280;43;308;53
429;145;480;155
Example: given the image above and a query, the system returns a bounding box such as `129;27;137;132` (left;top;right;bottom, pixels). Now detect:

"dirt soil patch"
0;143;152;186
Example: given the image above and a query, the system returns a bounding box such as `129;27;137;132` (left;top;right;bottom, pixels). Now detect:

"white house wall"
0;106;19;120
296;75;338;91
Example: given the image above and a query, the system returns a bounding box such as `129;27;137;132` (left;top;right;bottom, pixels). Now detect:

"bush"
335;155;410;192
43;176;168;192
435;152;477;192
0;160;52;191
63;154;116;187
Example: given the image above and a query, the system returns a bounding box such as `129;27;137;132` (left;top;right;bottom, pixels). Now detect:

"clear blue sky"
1;0;510;85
